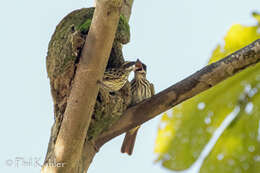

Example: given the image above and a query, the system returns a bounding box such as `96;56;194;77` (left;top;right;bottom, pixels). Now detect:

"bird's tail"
121;126;140;155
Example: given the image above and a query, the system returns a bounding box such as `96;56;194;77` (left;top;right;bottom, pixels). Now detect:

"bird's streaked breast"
131;78;152;104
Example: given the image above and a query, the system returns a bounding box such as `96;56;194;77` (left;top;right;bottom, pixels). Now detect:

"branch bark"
41;1;123;172
121;0;134;22
95;39;260;148
95;0;133;21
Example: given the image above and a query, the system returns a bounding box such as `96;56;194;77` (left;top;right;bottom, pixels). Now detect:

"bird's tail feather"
121;126;140;155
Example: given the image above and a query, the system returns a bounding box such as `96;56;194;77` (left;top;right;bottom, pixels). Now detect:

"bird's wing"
103;69;120;81
150;83;155;96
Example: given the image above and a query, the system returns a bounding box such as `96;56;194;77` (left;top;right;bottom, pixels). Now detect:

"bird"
99;61;136;92
121;59;154;155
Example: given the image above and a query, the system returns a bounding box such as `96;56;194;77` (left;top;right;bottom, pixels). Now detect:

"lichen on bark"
46;7;130;80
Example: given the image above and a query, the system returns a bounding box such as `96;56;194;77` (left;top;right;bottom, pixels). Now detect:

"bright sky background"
1;0;259;173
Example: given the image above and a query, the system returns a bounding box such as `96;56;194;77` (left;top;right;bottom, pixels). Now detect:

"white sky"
0;0;259;173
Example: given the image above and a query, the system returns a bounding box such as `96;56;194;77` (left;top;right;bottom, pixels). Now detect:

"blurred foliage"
155;12;260;173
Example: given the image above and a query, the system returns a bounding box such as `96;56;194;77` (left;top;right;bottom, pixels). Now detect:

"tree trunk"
42;1;135;173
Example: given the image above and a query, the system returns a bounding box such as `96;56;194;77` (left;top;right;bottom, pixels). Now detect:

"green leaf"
155;13;260;172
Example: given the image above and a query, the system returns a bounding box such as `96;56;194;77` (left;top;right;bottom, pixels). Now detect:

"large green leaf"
155;12;260;172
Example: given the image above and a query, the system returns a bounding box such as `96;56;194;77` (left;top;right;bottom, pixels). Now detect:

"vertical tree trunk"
78;1;135;172
42;1;135;173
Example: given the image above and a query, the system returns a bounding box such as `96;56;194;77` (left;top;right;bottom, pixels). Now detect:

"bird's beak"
135;59;143;72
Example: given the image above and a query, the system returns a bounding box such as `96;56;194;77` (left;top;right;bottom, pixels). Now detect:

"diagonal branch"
95;39;260;148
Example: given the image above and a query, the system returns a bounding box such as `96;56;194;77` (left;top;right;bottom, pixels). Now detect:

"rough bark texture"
95;39;260;148
42;1;128;172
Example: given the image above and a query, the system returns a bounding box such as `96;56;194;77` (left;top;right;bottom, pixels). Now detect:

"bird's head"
122;61;136;72
135;59;147;75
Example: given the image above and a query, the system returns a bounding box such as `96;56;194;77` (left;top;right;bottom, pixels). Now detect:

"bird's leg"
97;80;121;96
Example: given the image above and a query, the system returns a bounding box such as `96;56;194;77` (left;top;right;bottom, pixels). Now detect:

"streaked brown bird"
100;61;136;92
121;59;154;155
